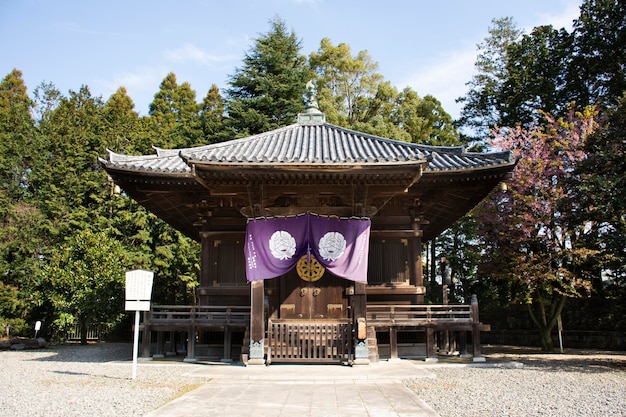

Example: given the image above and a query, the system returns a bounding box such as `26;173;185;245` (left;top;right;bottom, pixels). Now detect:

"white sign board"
124;269;154;380
125;269;154;303
125;300;151;311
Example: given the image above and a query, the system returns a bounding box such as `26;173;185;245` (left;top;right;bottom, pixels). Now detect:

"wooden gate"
267;319;352;364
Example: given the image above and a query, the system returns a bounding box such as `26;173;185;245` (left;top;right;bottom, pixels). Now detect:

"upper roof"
101;120;513;175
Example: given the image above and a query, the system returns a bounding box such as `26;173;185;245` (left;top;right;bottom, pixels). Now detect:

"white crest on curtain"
318;232;346;261
269;230;296;260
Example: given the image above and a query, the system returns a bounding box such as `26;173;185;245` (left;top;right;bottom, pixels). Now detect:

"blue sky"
1;0;582;119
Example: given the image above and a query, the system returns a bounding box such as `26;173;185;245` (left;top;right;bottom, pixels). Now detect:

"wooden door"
277;255;347;320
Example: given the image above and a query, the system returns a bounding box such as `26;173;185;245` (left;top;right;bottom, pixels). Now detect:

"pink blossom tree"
475;106;598;351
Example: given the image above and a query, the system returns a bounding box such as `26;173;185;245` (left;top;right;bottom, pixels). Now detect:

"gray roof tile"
102;122;513;173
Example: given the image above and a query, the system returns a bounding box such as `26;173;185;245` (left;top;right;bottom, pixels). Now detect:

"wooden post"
199;231;211;305
185;307;197;362
141;311;151;358
389;326;398;360
167;331;177;355
222;327;232;362
353;282;369;364
409;235;424;304
425;326;438;362
471;294;486;362
154;330;164;358
248;280;265;365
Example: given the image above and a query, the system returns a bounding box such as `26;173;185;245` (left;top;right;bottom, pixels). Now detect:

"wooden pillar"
389;326;398;360
141;311;151;358
154;330;164;358
409;238;423;304
410;218;424;303
460;330;471;358
471;294;486;362
199;231;211;305
185;307;197;362
168;331;177;355
353;282;369;364
425;326;438;362
248;280;265;365
222;327;233;362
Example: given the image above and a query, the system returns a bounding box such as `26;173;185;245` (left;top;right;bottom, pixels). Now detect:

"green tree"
502;25;574;127
149;72;203;149
571;0;626;109
32;85;110;237
391;88;459;145
573;95;626;285
200;84;234;143
226;16;311;135
45;229;128;344
432;216;483;304
0;69;38;204
309;38;384;127
103;87;153;155
457;17;523;142
0;70;49;335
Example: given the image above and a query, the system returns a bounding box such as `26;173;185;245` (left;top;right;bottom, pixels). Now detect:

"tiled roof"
102;149;191;174
101;122;513;173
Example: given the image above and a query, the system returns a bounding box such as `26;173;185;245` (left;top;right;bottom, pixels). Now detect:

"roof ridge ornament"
304;80;319;109
298;80;326;125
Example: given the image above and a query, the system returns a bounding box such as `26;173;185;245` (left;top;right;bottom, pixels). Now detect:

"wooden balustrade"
148;305;250;328
367;304;474;327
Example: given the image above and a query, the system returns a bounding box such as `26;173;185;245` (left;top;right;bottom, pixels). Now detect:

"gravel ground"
1;343;625;417
407;346;626;417
0;343;207;417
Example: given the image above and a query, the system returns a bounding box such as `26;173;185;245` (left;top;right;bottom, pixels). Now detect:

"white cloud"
533;1;581;31
399;1;583;120
401;49;477;119
97;66;170;114
164;43;238;66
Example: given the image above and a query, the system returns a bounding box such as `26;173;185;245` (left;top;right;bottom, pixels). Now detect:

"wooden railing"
367;304;475;327
148;305;250;327
267;319;352;364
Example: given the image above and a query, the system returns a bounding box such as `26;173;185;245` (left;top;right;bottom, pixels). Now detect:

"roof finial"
304;80;319;109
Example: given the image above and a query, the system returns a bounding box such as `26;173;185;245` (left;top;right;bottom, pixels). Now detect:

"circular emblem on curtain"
318;231;346;261
296;254;325;282
269;230;296;260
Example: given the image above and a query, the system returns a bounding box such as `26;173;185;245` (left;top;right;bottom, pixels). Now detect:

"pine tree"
149;72;202;148
226;16;310;135
0;70;48;336
200;84;234;143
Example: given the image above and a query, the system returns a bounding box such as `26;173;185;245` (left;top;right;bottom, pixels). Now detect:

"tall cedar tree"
149;72;203;148
502;25;574;127
572;95;626;285
200;84;235;143
32;86;110;238
226;17;311;135
571;0;626;109
0;70;47;335
457;17;522;143
475;107;598;351
103;87;153;155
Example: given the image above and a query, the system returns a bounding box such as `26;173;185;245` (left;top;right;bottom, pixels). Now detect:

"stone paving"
144;360;441;417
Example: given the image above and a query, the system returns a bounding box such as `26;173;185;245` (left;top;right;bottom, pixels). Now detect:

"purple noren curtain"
244;214;370;283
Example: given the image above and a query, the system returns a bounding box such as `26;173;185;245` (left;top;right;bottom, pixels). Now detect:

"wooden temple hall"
101;100;515;365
